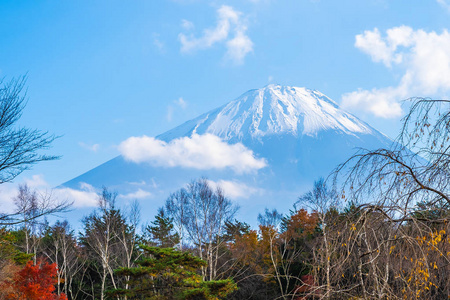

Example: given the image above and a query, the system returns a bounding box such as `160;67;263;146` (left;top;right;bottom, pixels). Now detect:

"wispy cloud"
342;26;450;118
167;106;174;122
118;133;267;174
207;179;263;199
24;174;48;188
178;5;253;64
79;142;100;152
54;183;98;208
167;97;188;121
181;19;194;30
119;189;152;200
113;118;125;124
247;0;273;4
0;182;28;213
437;0;450;12
175;97;187;109
153;33;165;53
0;176;99;212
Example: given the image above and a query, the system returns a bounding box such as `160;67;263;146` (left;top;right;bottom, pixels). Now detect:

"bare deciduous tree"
11;184;70;265
334;98;450;217
165;178;238;281
318;98;450;299
165;188;188;251
117;199;141;294
0;77;59;184
0;77;68;226
41;220;86;299
80;188;140;300
81;189;122;300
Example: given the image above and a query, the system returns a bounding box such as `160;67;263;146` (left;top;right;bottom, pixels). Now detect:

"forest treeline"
0;78;450;299
1;172;449;300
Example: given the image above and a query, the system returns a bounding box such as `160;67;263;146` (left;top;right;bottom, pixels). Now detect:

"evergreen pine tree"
145;208;180;248
110;245;237;299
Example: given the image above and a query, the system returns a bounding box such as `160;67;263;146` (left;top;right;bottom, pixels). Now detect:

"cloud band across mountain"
118;133;267;174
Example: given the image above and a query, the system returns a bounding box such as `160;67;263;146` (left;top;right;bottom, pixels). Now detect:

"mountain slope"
63;85;392;222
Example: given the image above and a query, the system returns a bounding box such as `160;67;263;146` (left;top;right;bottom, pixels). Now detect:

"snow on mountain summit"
159;84;374;142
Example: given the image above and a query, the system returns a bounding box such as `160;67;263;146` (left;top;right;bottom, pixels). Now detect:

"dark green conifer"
110;245;237;299
145;208;180;248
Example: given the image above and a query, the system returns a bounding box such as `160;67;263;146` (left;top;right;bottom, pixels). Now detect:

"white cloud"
128;180;147;186
342;85;405;118
179;5;253;64
175;97;187;109
437;0;450;11
127;179;158;188
343;26;450;118
153;39;165;52
207;179;263;199
226;30;253;63
354;27;408;67
119;188;152;200
0;177;99;214
118;133;267;174
54;184;98;208
79;142;100;152
247;0;272;3
0;175;51;213
152;33;165;53
0;183;24;214
24;174;48;189
181;19;194;30
167;97;188;122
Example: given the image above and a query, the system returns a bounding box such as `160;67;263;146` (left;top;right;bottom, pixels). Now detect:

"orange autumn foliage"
5;259;67;300
229;209;319;285
282;209;318;240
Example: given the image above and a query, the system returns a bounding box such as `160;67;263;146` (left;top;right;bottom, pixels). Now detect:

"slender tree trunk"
323;221;331;300
101;266;107;300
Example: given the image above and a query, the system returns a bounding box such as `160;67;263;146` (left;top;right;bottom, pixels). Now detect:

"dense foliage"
111;245;237;299
4;259;67;300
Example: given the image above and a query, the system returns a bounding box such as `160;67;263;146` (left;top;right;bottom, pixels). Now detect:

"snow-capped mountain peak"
160;84;374;142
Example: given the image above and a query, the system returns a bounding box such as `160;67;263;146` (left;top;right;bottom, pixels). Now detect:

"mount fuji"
63;85;392;221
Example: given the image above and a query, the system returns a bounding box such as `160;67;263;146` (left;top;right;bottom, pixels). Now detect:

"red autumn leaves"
5;259;67;300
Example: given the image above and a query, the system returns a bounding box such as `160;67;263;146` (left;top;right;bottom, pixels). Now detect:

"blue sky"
1;0;450;197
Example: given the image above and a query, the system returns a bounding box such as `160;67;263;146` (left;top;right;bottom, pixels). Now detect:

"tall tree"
117;199;141;296
144;208;179;248
80;188;139;299
165;178;238;281
14;184;39;257
297;178;339;299
41;220;86;299
80;188;134;300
